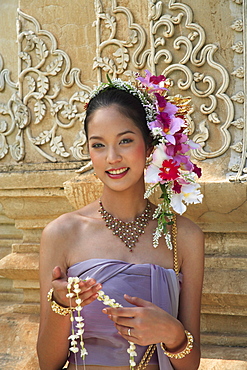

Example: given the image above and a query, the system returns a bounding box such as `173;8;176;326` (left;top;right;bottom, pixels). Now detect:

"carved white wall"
0;0;246;180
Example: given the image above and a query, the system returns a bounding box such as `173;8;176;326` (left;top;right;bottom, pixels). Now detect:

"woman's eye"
92;143;104;148
120;138;133;144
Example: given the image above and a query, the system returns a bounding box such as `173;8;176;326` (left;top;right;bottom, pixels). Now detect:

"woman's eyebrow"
88;135;103;141
117;130;136;137
89;130;136;141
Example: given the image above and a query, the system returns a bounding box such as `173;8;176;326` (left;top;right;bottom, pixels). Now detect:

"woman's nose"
107;146;122;163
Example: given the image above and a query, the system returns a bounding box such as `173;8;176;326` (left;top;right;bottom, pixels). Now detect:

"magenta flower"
157;111;171;129
166;133;190;156
192;164;202;178
150;74;167;85
173;154;194;172
158;160;180;181
161;116;184;145
162;100;178;116
172;180;182;194
154;93;167;111
137;70;168;93
145;143;172;183
148;119;163;132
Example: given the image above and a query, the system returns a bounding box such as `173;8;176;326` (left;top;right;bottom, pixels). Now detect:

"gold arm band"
160;330;194;359
47;288;75;316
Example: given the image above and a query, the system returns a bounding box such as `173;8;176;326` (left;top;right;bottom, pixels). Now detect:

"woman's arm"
37;215;101;370
168;216;204;370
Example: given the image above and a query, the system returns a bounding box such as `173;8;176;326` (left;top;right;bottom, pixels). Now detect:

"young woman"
37;71;204;370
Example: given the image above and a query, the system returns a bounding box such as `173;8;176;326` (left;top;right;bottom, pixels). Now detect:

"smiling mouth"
107;168;129;175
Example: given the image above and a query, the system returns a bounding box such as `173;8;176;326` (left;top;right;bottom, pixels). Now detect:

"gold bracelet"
47;288;75;316
160;330;194;359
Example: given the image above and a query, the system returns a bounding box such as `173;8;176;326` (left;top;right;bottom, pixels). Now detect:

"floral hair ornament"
88;70;203;250
137;70;203;249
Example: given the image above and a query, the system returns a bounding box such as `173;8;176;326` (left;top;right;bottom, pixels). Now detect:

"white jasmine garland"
90;76;157;125
67;277;137;370
97;289;137;369
67;277;88;366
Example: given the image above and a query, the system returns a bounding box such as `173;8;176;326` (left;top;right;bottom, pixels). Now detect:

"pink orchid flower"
173;154;194;172
166;117;185;144
166;133;190;156
137;70;168;93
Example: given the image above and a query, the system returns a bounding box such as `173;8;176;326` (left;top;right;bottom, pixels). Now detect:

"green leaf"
106;74;112;84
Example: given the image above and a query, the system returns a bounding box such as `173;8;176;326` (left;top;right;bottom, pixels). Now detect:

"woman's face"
88;105;151;193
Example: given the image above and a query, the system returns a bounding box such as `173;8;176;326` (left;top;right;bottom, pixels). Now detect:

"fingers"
102;295;152;317
77;281;102;305
108;313;135;328
117;325;136;341
124;294;151;308
102;305;136;340
102;306;136;319
51;270;102;308
101;296;157;345
52;266;64;280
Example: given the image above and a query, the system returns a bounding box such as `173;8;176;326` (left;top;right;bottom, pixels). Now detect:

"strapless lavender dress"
67;258;181;369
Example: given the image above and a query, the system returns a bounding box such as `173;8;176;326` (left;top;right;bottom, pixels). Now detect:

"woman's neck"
100;187;147;222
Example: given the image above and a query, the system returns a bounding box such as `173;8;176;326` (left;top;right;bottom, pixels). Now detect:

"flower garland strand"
67;277;137;370
67;277;87;370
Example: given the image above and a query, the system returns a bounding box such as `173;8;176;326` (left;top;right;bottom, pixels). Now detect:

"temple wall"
0;0;246;369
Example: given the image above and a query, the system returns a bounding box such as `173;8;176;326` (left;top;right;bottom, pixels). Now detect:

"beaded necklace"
98;200;152;252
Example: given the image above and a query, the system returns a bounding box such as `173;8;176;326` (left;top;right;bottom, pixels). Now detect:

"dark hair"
84;88;152;147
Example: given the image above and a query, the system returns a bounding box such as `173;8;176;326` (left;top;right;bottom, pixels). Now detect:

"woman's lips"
106;167;129;178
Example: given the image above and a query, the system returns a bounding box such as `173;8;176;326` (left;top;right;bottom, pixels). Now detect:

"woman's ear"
146;144;154;158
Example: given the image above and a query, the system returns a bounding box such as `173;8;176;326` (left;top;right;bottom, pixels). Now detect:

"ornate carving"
231;91;245;104
231;19;243;32
231;142;243;153
0;10;91;163
231;41;244;53
0;1;245;181
231;66;244;78
231;118;244;129
93;1;235;161
93;0;147;82
0;54;17;91
229;0;246;181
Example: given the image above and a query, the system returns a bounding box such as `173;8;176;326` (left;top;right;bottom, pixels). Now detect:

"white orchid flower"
171;183;203;214
145;143;171;183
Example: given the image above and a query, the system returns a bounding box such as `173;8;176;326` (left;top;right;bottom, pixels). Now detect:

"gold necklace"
98;200;152;252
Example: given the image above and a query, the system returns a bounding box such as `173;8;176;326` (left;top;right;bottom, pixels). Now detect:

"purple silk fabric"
67;258;181;369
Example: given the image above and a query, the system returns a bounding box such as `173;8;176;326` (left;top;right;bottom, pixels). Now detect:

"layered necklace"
98;200;152;252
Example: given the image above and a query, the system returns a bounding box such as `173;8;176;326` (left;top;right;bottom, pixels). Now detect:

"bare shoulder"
42;201;98;238
40;201;100;258
176;215;204;241
176;215;204;270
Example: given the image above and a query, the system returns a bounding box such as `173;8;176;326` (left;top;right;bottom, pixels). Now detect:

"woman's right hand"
51;266;102;308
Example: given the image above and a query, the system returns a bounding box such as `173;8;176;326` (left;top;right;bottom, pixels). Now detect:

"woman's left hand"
102;294;184;347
